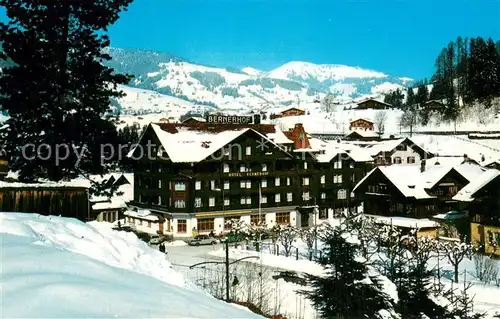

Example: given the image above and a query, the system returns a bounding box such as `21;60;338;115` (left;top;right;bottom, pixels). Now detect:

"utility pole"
225;239;230;301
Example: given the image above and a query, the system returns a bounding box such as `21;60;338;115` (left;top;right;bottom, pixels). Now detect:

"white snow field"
0;213;263;319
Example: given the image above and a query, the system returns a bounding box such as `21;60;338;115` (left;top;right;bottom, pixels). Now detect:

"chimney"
420;159;426;173
463;153;469;163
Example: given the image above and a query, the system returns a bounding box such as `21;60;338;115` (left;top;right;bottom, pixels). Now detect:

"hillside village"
1;1;500;317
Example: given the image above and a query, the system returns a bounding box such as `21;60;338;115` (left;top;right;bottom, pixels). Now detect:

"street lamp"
310;196;318;253
189;241;259;302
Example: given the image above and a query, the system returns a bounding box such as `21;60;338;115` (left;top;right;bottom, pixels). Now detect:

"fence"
171;260;314;319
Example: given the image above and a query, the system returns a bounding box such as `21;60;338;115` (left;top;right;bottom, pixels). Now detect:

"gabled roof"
266;125;294;144
355;138;428;157
350;118;374;124
182;117;206;123
353;163;482;200
357;98;392;107
308;138;374;163
453;169;500;202
280;107;304;114
345;130;379;139
130;123;291;163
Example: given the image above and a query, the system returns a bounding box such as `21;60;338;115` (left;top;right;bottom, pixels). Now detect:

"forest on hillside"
384;36;500;129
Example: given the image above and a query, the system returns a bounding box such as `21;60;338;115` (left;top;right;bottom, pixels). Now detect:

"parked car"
149;235;166;245
188;235;218;246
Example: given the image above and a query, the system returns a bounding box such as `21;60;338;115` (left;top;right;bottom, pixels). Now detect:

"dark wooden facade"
0;186;89;221
356;99;391;110
0;149;7;180
349;119;374;131
354;167;471;219
422;100;445;111
281;107;305;117
131;124;372;226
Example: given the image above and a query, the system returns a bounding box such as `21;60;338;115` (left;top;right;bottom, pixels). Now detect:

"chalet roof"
345;130;379;139
356;98;392;107
182;117;206;123
481;158;500;167
307;138;374;163
266;125;294;144
92;198;127;211
453;169;500;202
355;138;425;157
280;107;304;114
129;123;290;163
350;118;374;124
353;163;482;200
124;209;160;222
365;215;440;229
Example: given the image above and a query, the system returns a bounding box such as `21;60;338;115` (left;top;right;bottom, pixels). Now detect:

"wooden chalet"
349;118;374;131
129;119;373;238
0;180;90;221
422;100;445;111
453;169;500;255
354;137;431;165
356;99;391;110
182;117;206;125
344;130;380;142
280;107;305;117
482;159;500;170
353;161;486;220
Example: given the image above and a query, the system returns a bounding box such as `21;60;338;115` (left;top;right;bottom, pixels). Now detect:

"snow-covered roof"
350;118;373;124
356;98;392;107
0;178;91;189
182;117;206;123
453;163;487;182
92;198;127;211
266;125;293;144
366;215;440;229
345;129;379;138
124;209;160;221
307;138;373;163
453;169;500;202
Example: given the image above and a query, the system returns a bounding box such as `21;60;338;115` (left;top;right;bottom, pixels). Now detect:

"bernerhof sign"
206;115;253;124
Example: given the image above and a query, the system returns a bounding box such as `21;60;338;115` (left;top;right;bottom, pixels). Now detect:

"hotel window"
194;198;202;208
393;157;402;164
147;221;151;228
224;198;230;206
276;212;290;225
321;192;326;199
407;156;416;164
209;197;215;207
319;208;328;219
174;200;186;208
337;189;347;199
303;177;309;186
245;196;251;204
250;214;265;225
246;146;251;156
261;179;267;188
223;163;230;173
275;193;281;203
262;164;267;172
261;195;267;204
195;181;201;190
275;177;280;186
351;173;356;183
139;220;143;226
240;164;248;172
224;181;230;190
334;158;342;169
304;162;308;169
287;193;293;202
177;220;187;233
158;180;162;188
246;180;251;188
240;196;246;205
334;174;342;183
197;218;214;232
350;192;355;198
210;180;215;190
174;182;186;191
158;196;162;205
240;180;251;189
320;175;325;184
303;192;310;201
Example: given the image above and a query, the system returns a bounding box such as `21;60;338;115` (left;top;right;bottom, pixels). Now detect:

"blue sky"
1;0;500;79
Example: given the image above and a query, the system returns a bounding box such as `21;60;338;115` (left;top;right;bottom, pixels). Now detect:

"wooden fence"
0;187;89;221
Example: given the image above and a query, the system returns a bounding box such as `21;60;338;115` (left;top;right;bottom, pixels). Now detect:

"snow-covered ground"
0;213;263;318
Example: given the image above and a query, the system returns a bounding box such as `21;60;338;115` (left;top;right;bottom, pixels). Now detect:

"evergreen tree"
406;87;415;107
415;85;429;106
0;0;133;184
300;225;394;319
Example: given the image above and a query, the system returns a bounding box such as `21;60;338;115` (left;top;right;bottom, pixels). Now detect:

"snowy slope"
0;213;263;319
106;48;413;109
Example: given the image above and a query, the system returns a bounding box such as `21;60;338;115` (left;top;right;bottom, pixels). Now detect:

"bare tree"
299;227;316;252
399;106;418;136
440;240;475;283
473;254;499;283
374;111;388;137
278;225;298;257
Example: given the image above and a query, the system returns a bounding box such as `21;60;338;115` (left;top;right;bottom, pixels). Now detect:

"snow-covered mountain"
105;48;413;112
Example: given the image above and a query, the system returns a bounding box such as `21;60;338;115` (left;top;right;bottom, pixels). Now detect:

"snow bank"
0;213;263;318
